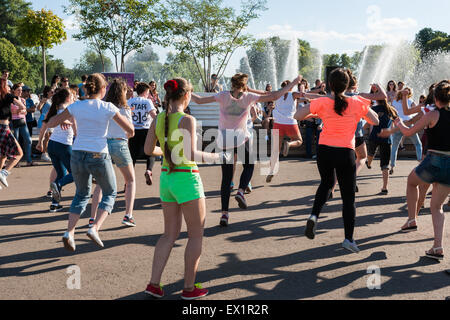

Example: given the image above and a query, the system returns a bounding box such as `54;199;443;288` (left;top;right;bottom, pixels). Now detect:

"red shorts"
273;122;300;138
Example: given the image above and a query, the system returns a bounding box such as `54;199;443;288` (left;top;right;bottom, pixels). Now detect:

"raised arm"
401;91;422;115
394;111;438;137
363;108;380;126
257;75;302;103
359;84;387;101
46;108;72;128
191;93;216;105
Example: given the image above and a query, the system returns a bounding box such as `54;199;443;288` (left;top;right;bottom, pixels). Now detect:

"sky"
30;0;450;76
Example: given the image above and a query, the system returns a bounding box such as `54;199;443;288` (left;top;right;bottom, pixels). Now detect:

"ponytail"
334;92;348;116
44;88;70;123
329;68;350;116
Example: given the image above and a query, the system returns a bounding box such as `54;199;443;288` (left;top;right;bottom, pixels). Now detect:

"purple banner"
102;73;135;90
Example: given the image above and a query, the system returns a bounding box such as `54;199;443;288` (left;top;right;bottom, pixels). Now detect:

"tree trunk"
42;44;47;86
100;53;105;72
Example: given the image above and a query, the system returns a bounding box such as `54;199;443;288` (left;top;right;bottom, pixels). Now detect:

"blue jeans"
390;130;422;168
47;140;74;201
13;124;32;163
70;150;117;215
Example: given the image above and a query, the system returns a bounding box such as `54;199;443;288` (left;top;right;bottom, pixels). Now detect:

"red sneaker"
181;284;209;300
145;284;164;298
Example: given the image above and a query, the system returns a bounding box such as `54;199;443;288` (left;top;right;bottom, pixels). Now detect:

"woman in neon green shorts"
143;78;229;300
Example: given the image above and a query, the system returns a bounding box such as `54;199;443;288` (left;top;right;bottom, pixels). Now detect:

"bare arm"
36;122;49;152
257;75;302;103
402;93;422;115
395;111;438;137
247;87;269;95
294;104;312;121
364;108;380;126
149;109;157;119
191;93;217;104
179;116;220;163
46;109;72;128
359;84;387;101
113;112;134;138
144;120;163;157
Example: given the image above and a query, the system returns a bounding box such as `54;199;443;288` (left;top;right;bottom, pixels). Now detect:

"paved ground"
0;157;449;300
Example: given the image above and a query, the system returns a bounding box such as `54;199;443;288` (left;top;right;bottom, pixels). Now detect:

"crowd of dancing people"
0;67;449;299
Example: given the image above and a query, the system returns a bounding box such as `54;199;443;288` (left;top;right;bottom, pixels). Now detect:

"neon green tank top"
155;111;197;168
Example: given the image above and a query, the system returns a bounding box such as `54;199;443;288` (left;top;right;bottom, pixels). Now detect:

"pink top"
214;91;260;150
310;96;371;150
10;98;26;120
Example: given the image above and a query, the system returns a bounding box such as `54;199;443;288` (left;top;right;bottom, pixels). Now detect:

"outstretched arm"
359;84;387;101
191;93;217;105
257;75;302;103
395;111;438;137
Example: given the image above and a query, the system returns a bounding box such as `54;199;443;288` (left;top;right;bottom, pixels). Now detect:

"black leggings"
221;142;254;212
128;129;155;171
311;145;356;241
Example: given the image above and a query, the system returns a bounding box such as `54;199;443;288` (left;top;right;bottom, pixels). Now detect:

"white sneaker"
41;153;51;162
62;232;76;251
342;239;360;253
0;170;9;188
87;228;104;248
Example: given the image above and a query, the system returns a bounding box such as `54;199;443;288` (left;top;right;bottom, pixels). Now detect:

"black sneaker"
305;215;317;240
235;191;248;209
122;216;136;227
50;203;63;213
220;214;229;227
46;191;53;198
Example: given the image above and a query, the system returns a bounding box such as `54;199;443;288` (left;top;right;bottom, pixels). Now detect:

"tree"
0;38;30;83
66;0;165;72
0;0;32;46
125;46;163;82
163;0;267;90
415;27;450;57
17;9;67;85
74;50;113;75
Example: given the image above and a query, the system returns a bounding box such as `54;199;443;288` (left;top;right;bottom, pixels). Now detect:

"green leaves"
17;9;67;49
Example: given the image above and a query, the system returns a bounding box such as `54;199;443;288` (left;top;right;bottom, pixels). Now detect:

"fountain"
242;53;256;89
266;39;279;89
282;38;299;83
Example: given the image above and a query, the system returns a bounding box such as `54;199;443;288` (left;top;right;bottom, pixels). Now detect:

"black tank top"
426;107;450;152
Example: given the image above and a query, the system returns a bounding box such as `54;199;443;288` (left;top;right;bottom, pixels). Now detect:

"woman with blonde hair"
45;73;134;251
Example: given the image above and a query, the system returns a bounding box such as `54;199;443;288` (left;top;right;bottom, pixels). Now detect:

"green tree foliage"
163;0;267;90
17;9;67;85
160;52;204;92
125;47;162;82
415;28;450;57
67;0;164;72
0;0;32;46
0;38;30;83
74;50;113;75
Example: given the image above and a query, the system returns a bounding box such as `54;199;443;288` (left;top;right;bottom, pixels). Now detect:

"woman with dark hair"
37;88;76;212
50;75;61;91
295;68;379;253
0;79;24;188
37;85;55;163
45;73;134;252
191;73;301;227
10;84;33;166
148;81;162;112
393;80;449;260
386;80;397;104
90;79;136;228
143;78;228;300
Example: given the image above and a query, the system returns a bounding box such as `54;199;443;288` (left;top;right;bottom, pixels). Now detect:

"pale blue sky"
30;0;450;75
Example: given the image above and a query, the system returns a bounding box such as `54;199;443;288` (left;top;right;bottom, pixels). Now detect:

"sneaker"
342;239;360;253
389;168;394;175
220;214;229;227
88;218;95;228
245;182;252;194
46;190;53;198
181;284;209;300
305;215;317;240
62;231;76;251
145;170;153;186
365;161;372;169
381;189;389;195
50;203;63;213
144;284;164;299
122;216;136;227
230;181;234;192
0;169;9;187
50;182;61;203
41;153;51;162
266;174;274;183
87;228;104;248
235;191;247;209
312;155;317;160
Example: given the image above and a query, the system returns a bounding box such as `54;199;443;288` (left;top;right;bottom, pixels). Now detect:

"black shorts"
355;137;365;148
368;141;391;170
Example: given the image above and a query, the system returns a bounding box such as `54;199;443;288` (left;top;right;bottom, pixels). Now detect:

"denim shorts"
107;139;132;168
70;150;117;215
415;152;450;187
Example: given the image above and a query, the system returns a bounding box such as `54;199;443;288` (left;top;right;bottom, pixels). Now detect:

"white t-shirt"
273;92;297;125
392;98;415;121
128;96;156;130
50;108;74;146
106;107;133;140
67;99;119;153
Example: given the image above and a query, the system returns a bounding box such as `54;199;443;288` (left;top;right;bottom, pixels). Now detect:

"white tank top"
50;109;74;146
273;92;297;125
